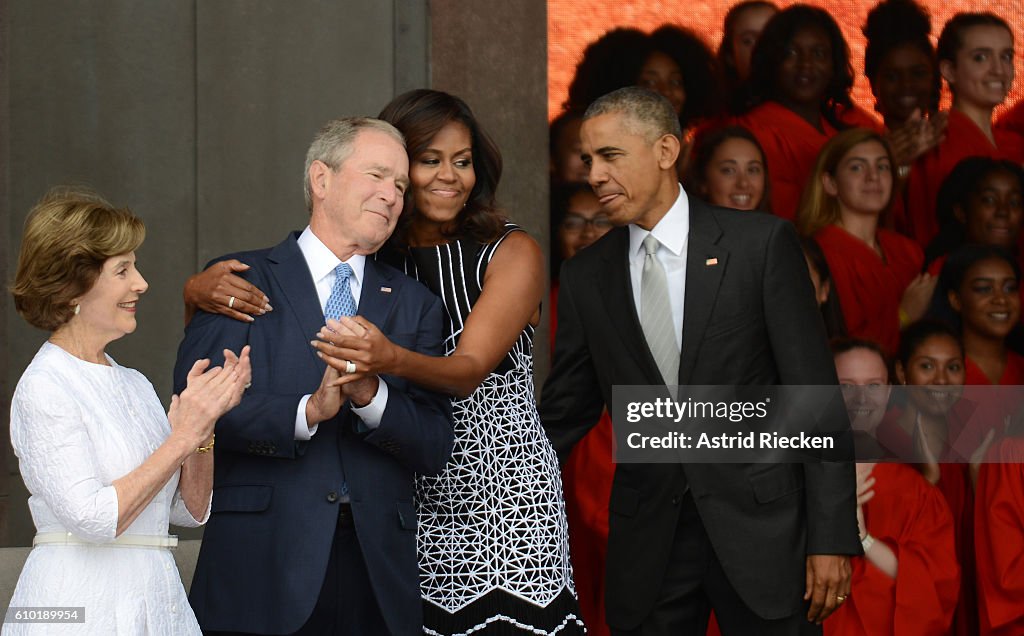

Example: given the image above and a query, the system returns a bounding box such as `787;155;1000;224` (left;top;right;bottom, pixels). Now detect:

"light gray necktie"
641;234;679;386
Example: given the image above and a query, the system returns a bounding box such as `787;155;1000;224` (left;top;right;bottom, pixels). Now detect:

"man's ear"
822;173;839;198
309;160;331;201
656;134;681;170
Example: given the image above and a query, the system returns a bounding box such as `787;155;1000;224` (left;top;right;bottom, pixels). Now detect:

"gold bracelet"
196;435;215;454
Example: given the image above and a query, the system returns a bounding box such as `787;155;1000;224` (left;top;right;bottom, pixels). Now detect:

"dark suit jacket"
173;232;454;636
541;201;861;630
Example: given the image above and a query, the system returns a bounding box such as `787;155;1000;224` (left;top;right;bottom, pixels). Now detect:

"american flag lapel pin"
380;286;392;293
705;257;718;266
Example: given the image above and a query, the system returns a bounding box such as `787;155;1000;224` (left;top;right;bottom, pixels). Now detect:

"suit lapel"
600;228;665;383
358;258;397;329
267;234;327;370
679;202;727;384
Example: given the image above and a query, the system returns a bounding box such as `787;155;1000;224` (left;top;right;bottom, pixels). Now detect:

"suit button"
326;492;339;503
671;496;680;506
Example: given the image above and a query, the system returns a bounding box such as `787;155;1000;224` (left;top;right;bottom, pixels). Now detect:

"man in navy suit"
174;117;454;635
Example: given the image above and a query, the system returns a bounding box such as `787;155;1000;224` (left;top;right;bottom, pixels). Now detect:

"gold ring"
228;296;236;309
836;595;846;603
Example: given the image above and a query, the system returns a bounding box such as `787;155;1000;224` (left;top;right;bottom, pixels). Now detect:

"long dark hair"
564;25;718;130
378;89;506;244
735;4;855;130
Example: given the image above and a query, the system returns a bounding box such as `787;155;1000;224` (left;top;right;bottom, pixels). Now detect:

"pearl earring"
73;304;81;316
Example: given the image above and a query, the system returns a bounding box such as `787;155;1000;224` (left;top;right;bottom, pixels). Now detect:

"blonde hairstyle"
796;128;893;237
11;186;145;331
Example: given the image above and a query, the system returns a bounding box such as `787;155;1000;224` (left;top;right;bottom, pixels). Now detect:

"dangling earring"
73;304;81;316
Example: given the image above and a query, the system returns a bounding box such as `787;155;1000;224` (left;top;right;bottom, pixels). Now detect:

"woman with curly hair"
735;4;879;220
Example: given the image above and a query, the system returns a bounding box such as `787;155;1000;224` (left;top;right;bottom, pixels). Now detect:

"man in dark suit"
174;117;454;635
541;87;861;635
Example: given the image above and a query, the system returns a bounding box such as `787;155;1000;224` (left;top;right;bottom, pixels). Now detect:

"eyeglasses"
561;214;613;233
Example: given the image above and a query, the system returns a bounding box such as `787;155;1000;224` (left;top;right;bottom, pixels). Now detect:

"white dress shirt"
628;185;689;351
294;226;388;440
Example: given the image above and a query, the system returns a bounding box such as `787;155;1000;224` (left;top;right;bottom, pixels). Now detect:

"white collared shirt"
294;226;387;439
628;185;689;350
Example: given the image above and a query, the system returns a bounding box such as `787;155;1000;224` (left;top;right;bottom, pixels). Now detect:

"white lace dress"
4;342;209;635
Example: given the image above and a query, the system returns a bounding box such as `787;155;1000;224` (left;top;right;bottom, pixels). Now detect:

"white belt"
33;532;178;549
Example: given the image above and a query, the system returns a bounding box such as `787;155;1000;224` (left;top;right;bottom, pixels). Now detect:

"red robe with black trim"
815;225;923;355
824;463;959;636
902;109;1024;247
975;437;1024;636
735;102;880;221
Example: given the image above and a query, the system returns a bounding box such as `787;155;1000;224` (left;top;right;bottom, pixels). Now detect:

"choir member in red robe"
974;435;1024;636
825;464;960;636
732;5;879;220
827;340;960;635
892;320;975;636
797;128;929;355
903;13;1024;247
930;246;1024;478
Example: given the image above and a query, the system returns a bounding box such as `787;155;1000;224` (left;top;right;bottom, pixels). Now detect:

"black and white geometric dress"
392;225;584;635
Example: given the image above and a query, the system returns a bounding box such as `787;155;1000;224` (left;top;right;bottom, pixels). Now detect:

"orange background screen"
548;0;1024;121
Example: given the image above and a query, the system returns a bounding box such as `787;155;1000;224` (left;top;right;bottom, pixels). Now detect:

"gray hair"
583;87;682;143
303;117;406;210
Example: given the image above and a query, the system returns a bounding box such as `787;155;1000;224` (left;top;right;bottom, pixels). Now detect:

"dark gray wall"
430;0;550;378
0;0;547;547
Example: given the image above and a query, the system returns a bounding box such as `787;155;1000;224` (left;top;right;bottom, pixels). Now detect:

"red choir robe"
735;102;880;220
975;437;1024;636
903;109;1024;247
815;225;923;355
824;463;959;636
995;99;1024;138
872;407;975;636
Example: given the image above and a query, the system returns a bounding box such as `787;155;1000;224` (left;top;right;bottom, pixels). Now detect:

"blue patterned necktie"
324;262;355;499
324;263;356;320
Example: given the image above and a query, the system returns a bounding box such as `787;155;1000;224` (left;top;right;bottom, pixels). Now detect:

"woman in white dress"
5;187;250;635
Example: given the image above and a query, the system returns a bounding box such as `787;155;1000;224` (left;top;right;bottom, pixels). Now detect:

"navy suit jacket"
173;232;454;635
541;202;860;630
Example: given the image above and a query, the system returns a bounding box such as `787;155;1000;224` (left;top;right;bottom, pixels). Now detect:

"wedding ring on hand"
344;360;357;374
228;296;236;309
836;595;846;603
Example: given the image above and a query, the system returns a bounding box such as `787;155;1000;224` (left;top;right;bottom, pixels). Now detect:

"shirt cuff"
350;378;388;429
295;395;318;440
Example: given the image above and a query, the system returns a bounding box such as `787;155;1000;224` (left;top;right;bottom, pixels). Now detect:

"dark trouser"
206;504;387;636
611;493;821;636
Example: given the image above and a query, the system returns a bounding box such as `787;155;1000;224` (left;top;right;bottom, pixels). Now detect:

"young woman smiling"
798;128;932;355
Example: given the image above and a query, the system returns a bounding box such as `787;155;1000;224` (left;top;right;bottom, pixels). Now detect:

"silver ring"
345;360;357;374
228;296;236;309
243;382;252;389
